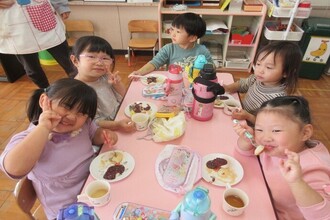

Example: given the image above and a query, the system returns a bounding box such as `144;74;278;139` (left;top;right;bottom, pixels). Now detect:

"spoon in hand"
233;120;265;155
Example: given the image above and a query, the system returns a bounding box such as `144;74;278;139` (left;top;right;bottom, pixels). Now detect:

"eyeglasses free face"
79;54;113;65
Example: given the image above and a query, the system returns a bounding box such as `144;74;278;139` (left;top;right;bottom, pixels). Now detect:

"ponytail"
27;88;45;124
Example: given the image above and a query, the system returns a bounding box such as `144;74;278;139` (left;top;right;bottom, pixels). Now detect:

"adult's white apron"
0;0;66;54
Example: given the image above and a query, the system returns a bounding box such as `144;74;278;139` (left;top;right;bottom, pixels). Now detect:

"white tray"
264;22;304;41
272;6;311;18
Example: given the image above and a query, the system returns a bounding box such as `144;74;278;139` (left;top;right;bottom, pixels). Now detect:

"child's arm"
3;99;62;176
280;150;324;207
223;81;240;94
128;62;156;79
97;119;136;133
93;128;118;147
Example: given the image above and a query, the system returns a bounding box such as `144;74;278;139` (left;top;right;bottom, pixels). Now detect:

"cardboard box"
243;0;262;12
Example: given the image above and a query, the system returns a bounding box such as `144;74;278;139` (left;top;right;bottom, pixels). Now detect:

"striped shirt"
238;74;287;115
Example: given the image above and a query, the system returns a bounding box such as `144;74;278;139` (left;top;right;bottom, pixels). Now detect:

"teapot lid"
182;186;211;215
200;64;216;80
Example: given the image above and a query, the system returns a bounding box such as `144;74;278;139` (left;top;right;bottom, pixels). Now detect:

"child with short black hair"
0;78;117;219
224;41;302;124
129;12;213;78
234;96;330;219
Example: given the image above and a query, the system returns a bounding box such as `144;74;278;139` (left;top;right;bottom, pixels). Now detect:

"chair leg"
127;47;131;67
153;47;155;57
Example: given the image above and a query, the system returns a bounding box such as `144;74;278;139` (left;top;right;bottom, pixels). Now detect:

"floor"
0;54;329;219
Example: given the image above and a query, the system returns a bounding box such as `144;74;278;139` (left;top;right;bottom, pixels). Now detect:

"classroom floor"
0;54;329;219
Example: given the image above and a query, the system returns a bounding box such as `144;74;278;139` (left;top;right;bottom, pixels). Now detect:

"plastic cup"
222;185;249;216
131;113;149;131
77;180;111;206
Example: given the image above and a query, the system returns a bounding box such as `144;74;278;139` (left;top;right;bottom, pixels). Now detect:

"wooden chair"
63;20;95;47
14;177;47;220
127;20;158;66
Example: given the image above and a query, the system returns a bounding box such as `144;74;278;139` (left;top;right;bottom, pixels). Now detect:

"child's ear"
39;93;49;110
302;124;313;141
189;35;198;43
70;54;79;67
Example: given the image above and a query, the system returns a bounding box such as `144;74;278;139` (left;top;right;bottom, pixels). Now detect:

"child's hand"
39;96;62;131
117;118;136;132
232;109;247;120
233;120;253;140
107;71;121;85
102;129;118;148
279;149;302;183
128;71;143;80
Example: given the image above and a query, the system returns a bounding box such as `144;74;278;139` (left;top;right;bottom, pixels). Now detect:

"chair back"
128;20;158;34
14;177;47;220
63;20;95;47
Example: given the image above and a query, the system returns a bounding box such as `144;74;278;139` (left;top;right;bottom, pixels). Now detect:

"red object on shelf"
299;2;311;8
231;34;254;44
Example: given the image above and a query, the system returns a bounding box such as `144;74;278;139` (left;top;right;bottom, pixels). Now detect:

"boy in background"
128;12;213;78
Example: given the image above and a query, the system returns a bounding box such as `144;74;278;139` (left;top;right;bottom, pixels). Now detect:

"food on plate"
100;151;124;168
219;95;230;100
129;102;151;114
103;164;125;180
206;157;228;170
206;157;238;184
214;95;231;108
146;76;157;84
216;167;237;184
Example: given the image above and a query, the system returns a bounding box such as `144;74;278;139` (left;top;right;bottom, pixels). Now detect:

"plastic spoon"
233;120;265;155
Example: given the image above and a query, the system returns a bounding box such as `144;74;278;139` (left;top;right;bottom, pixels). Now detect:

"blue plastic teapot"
170;186;216;220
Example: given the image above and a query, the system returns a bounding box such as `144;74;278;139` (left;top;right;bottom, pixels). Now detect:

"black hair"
254;41;302;94
258;96;311;125
27;78;97;124
71;36;115;72
171;12;206;39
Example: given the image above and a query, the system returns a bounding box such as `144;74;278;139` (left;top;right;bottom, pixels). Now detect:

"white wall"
309;0;330;18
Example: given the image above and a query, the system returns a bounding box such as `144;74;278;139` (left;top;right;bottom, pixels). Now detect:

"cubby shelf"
158;0;267;72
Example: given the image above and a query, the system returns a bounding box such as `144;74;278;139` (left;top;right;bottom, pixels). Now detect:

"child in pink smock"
234;96;330;220
0;78;118;219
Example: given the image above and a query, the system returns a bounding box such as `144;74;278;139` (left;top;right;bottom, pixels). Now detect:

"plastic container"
57;202;96;220
38;50;58;66
264;21;304;41
272;6;311;18
299;17;330;80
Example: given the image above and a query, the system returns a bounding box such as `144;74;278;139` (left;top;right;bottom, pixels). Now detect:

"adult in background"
0;0;76;88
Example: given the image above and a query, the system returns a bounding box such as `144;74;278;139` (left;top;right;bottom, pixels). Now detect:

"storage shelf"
264;22;303;41
158;0;267;71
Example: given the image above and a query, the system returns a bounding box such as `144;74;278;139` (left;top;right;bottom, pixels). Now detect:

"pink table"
83;72;277;219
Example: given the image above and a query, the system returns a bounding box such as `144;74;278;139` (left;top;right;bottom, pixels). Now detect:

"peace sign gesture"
38;94;62;132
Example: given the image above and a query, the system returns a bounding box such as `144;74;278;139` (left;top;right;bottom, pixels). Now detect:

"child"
224;41;302;124
72;36;135;132
128;12;214;78
234;96;330;219
0;78;118;219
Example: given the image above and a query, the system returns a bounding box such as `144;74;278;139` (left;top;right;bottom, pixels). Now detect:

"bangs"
58;88;97;119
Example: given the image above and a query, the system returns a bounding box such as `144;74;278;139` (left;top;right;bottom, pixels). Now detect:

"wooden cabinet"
158;0;267;71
